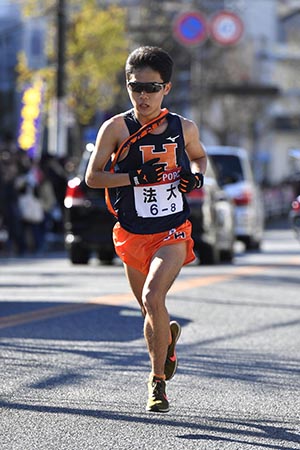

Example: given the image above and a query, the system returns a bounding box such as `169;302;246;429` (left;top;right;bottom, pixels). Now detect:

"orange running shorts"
113;219;196;275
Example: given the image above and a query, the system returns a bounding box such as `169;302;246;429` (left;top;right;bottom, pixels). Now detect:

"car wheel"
244;237;261;251
69;244;90;264
197;241;220;265
98;248;115;265
220;247;234;262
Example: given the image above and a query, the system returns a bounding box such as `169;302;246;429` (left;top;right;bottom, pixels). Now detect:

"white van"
206;146;265;250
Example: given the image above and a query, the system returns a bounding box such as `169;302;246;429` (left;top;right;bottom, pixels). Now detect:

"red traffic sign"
210;11;244;46
173;11;208;47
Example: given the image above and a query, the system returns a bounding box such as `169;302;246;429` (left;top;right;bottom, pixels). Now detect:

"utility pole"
57;0;66;99
56;0;67;156
48;0;67;157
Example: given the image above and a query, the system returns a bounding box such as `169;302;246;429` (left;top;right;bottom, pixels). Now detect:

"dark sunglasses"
127;81;166;93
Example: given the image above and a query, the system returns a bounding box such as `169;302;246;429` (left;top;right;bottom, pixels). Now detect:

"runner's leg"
143;242;186;377
124;263;147;317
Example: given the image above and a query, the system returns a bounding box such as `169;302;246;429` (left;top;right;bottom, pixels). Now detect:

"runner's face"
127;67;171;122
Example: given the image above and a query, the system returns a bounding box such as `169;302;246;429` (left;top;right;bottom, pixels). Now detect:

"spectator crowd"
0;136;73;256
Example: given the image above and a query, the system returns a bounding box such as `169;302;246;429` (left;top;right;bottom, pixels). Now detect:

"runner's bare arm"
85;116;131;188
181;117;207;175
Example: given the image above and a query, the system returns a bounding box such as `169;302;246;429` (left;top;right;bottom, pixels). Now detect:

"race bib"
133;168;183;218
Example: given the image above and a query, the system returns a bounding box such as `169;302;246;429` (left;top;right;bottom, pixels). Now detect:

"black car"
64;146;116;264
187;157;235;265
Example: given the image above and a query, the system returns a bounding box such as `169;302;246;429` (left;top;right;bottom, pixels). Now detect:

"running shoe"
146;375;169;413
164;320;181;381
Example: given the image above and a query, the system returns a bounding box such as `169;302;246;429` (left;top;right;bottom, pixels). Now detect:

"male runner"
86;46;207;412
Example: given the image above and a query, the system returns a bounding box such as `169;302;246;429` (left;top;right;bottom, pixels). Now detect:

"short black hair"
125;46;173;83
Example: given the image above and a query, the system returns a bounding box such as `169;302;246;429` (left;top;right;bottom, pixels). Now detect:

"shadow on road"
0;302;188;342
0;399;298;450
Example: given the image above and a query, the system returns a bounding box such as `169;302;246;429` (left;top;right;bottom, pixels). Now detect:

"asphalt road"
0;219;299;450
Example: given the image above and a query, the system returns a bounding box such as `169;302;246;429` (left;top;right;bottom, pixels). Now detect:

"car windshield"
209;155;244;185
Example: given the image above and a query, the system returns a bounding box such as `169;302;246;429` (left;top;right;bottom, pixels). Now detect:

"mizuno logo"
166;135;179;143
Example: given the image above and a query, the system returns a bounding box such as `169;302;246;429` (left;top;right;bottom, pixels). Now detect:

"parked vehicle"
187;156;235;265
64;145;116;264
206;146;264;250
289;195;300;241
